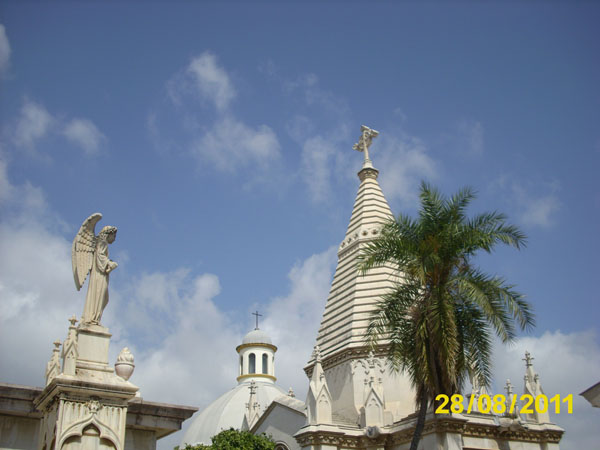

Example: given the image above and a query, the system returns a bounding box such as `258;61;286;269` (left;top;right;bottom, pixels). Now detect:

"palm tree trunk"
409;394;428;450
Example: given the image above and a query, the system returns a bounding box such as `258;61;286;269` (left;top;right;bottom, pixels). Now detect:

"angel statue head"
99;225;117;243
72;214;119;326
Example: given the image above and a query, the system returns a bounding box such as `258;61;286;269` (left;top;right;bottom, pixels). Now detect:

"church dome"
180;380;287;446
241;328;273;346
181;324;286;446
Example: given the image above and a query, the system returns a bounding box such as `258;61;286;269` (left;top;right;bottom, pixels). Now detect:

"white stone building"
181;327;303;447
250;127;564;450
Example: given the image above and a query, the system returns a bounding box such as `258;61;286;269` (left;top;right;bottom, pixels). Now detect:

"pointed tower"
305;346;333;425
522;351;551;423
304;126;414;426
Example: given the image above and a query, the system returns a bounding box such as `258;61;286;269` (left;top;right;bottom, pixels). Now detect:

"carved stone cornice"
462;421;564;444
358;166;379;181
295;429;388;449
388;414;564;445
338;225;384;258
304;345;391;377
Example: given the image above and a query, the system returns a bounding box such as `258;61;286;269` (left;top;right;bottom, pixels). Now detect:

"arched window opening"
249;353;256;373
262;353;268;374
239;355;243;375
275;444;290;450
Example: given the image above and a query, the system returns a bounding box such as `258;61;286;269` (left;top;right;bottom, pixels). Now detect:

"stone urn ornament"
115;347;135;381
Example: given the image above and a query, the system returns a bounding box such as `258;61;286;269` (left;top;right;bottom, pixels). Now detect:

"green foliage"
359;182;534;450
177;428;275;450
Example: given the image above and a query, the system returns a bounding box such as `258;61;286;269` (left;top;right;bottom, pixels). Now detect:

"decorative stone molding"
338;225;384;257
463;421;563;444
57;399;124;449
305;345;391;377
387;414;564;446
295;429;388;449
45;340;62;386
237;373;277;382
235;342;278;352
62;316;78;376
351;351;386;376
357;166;379;181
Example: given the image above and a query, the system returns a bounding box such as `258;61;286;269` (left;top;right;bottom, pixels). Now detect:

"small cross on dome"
252;310;262;330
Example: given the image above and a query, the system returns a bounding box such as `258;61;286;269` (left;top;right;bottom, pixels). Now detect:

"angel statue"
72;213;118;326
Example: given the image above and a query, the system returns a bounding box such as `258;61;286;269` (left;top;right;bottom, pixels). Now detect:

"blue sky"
0;2;599;449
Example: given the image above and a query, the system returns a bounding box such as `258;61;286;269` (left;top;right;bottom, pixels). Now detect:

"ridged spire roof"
314;131;398;361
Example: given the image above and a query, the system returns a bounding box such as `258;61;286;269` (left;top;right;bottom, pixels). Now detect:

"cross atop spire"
252;311;262;330
504;379;514;397
353;125;379;169
523;351;534;368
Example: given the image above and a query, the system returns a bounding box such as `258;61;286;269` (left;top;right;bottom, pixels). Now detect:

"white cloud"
300;135;341;203
168;52;235;112
494;177;562;228
162;52;282;180
297;122;356;205
0;164;78;386
456;119;484;155
377;133;437;207
13;100;53;150
513;184;561;228
262;246;337;397
63;118;106;155
0;159;13;203
0;24;11;77
0;158;56;225
520;194;561;227
493;330;600;450
297;125;436;207
283;73;348;115
192;116;280;172
111;270;240;407
188;52;235;111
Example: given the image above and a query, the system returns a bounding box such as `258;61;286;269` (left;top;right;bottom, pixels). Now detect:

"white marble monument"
35;214;139;450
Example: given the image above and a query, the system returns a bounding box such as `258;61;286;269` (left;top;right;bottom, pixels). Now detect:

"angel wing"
72;213;103;291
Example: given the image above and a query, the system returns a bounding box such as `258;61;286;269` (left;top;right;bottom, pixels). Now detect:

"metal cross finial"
353;125;379;166
523;351;534;368
252;311;262;330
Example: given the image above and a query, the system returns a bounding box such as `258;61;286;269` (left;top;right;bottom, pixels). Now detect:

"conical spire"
522;351;550;423
306;346;333;424
313;126;398;361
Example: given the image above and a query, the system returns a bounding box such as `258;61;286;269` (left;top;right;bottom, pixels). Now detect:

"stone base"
34;376;138;450
76;323;113;374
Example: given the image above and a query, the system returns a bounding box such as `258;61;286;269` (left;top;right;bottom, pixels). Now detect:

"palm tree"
359;182;534;450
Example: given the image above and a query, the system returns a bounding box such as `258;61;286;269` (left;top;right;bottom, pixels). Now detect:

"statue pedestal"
76;324;113;374
35;375;138;450
35;321;139;449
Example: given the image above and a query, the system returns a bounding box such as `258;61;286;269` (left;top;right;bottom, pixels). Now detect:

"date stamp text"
435;393;573;415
